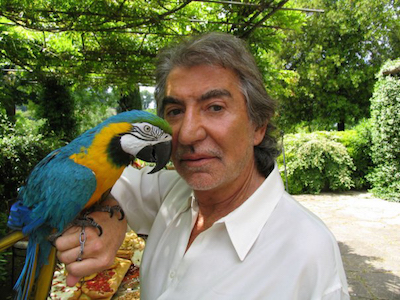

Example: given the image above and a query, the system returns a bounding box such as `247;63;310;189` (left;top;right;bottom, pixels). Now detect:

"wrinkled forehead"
161;64;242;105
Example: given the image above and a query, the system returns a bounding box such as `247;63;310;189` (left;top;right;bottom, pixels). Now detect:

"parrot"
0;109;172;300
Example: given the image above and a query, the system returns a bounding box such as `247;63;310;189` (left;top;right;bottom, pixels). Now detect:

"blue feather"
16;243;37;299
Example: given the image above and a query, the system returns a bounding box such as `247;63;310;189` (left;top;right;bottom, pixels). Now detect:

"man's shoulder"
266;192;340;254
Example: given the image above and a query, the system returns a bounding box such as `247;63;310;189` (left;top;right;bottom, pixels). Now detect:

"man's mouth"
174;146;222;168
178;154;218;167
181;154;213;161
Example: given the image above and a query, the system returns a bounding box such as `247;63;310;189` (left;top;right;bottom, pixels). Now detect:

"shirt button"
169;271;175;278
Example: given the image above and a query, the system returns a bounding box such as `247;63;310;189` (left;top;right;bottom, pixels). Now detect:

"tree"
140;89;155;110
0;66;34;122
274;0;400;132
0;0;304;123
72;85;119;134
0;0;303;84
117;84;142;112
35;77;77;141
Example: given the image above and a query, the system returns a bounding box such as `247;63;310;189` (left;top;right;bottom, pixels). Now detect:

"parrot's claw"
48;231;63;247
72;216;103;236
86;204;125;220
48;215;103;247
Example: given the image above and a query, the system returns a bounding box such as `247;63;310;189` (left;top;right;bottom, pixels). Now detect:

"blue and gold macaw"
0;110;172;299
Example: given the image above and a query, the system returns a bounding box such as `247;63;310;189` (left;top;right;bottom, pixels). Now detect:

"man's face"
163;64;265;192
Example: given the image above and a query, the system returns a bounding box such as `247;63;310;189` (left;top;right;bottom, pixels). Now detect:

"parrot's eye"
143;125;151;132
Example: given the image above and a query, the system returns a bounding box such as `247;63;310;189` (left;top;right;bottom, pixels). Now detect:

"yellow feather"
69;122;132;208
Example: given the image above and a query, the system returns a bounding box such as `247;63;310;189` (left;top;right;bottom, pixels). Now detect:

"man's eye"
210;105;223;112
167;108;182;116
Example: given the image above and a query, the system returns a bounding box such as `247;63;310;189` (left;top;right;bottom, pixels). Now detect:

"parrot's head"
106;110;172;174
120;121;172;173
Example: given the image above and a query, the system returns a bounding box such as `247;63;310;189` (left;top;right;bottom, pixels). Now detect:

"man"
56;33;349;299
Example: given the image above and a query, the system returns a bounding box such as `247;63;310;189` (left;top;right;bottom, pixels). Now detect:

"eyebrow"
161;89;232;114
160;96;182;114
162;89;232;105
199;89;232;101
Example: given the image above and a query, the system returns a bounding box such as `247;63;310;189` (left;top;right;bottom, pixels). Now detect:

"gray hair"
154;32;280;177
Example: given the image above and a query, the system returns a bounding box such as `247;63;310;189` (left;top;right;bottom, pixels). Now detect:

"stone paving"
294;192;400;300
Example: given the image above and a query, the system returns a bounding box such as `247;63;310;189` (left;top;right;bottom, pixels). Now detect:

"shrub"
0;123;64;211
368;59;400;202
0;212;10;282
280;132;354;194
332;119;374;190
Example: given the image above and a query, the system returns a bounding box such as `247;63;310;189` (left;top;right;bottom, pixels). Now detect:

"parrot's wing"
22;150;97;232
8;150;96;300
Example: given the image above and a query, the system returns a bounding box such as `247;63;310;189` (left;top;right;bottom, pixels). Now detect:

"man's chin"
176;168;220;191
187;180;220;191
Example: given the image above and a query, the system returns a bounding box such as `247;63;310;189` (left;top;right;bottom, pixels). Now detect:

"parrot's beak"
136;141;172;174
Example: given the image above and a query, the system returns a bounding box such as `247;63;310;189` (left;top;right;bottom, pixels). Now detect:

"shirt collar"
216;163;284;261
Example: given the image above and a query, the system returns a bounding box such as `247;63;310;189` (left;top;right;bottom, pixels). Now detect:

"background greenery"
0;0;399;291
368;59;400;202
0;0;398;201
278;120;374;195
0;0;398;212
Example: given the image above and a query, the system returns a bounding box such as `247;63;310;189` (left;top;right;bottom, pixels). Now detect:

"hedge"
368;58;400;202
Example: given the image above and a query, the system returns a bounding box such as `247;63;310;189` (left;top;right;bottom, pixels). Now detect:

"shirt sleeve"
111;165;182;235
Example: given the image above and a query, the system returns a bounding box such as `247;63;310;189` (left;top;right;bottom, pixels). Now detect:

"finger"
66;274;81;287
57;246;82;265
54;227;81;251
65;256;111;285
57;226;104;264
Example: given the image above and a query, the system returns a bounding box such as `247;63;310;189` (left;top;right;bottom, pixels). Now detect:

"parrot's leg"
85;204;125;220
48;231;63;247
48;205;125;244
71;216;103;236
73;204;125;237
48;216;103;247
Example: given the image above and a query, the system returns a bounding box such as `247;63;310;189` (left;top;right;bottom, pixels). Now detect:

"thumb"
66;274;81;287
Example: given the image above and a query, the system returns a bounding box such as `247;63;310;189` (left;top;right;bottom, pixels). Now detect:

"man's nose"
177;110;206;145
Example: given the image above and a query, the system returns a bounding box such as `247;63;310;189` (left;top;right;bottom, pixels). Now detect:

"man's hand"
55;197;127;286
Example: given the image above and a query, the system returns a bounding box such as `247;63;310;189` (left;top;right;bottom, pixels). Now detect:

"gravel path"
294;191;400;300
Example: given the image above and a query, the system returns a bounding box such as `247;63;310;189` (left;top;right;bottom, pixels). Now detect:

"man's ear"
253;124;267;146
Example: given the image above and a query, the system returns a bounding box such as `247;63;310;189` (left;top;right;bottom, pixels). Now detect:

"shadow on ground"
339;242;400;300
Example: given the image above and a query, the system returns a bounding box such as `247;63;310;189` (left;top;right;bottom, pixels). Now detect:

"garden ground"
295;191;400;300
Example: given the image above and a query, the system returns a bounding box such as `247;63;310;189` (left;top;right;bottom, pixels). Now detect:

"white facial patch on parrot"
120;122;172;156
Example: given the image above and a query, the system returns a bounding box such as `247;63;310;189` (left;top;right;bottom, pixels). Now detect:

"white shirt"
111;164;349;300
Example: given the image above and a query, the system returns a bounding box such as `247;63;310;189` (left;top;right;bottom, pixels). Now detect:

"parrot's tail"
34;246;57;299
12;237;56;300
0;231;25;252
14;242;39;300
